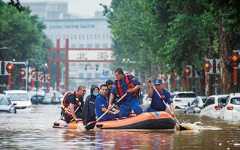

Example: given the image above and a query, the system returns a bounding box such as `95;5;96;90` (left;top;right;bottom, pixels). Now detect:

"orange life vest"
116;74;140;97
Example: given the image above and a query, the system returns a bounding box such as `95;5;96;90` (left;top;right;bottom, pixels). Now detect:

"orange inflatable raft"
96;111;176;129
53;111;176;130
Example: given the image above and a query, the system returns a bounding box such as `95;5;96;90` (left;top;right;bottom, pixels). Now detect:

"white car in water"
4;90;32;109
219;93;240;122
200;95;228;119
172;91;198;109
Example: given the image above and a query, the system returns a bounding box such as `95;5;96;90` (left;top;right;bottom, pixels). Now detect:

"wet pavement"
0;105;240;150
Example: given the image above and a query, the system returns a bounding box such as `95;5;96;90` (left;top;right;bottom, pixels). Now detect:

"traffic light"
231;52;239;63
204;60;211;72
184;65;192;78
6;63;14;73
229;51;240;86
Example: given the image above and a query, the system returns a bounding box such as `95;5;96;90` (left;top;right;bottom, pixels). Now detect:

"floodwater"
0;105;240;150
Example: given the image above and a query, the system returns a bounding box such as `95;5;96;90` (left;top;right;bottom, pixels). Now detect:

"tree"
0;1;50;67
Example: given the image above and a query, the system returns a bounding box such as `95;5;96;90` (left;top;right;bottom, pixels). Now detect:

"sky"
6;0;112;17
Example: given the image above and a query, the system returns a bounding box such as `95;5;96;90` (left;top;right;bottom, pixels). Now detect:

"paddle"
151;84;190;130
85;93;127;130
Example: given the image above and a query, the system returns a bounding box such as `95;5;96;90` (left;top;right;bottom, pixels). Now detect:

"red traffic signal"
231;52;239;63
6;63;14;73
204;61;211;72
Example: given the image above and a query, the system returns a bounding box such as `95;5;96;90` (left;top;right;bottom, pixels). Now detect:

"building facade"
44;17;113;90
22;1;114;90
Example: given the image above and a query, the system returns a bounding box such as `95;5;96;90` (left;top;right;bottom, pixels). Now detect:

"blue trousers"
119;97;143;118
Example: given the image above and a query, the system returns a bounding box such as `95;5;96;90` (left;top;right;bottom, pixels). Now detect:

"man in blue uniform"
146;79;174;114
95;84;119;121
108;68;143;118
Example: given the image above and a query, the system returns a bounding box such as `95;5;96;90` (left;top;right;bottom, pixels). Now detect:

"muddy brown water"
0;105;239;150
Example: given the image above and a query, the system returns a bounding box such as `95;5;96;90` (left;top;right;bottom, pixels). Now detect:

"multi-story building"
23;1;114;90
44;18;113;90
22;1;76;20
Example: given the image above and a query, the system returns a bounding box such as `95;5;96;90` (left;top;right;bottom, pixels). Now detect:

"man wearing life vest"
61;86;86;123
108;68;143;118
146;79;174;114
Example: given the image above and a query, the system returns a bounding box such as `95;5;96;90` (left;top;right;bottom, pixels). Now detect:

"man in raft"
61;86;86;123
146;79;174;114
108;68;143;118
95;84;119;121
82;85;99;125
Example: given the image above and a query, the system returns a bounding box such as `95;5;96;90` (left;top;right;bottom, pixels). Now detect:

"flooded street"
0;105;239;149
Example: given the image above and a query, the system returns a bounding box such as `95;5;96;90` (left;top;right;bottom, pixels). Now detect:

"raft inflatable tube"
96;111;176;129
53;120;84;129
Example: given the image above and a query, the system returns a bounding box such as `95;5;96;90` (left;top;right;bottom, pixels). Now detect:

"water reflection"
0;105;240;149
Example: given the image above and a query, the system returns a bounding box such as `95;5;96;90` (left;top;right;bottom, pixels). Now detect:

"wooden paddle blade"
85;122;96;130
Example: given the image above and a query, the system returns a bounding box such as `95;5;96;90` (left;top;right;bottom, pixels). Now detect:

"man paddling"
146;79;174;114
95;84;119;121
61;86;86;123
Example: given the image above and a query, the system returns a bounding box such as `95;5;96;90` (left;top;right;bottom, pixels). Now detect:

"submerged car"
172;91;198;109
219;93;240;122
4;90;32;109
0;94;16;113
31;95;45;104
184;96;204;114
41;91;63;104
200;95;228;119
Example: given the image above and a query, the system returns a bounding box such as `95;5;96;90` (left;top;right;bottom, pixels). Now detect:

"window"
203;98;215;107
176;93;196;98
102;43;108;48
95;73;101;78
87;44;92;48
71;44;76;48
79;73;84;78
0;96;10;105
231;97;240;105
87;73;92;78
95;43;100;48
218;96;228;106
79;44;84;48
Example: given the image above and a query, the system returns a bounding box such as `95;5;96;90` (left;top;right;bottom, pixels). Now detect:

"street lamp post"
43;63;48;92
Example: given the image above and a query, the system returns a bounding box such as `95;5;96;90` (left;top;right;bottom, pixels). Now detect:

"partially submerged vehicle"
200;95;228;119
4;90;31;109
219;93;240;122
0;94;16;113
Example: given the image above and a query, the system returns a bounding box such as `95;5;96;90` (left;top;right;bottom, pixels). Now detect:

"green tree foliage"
0;1;51;67
107;0;240;82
